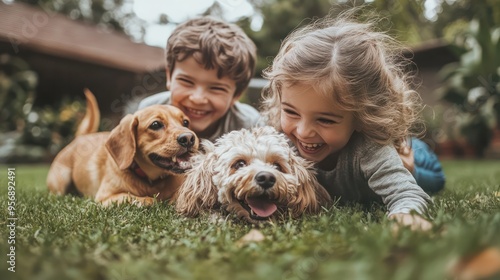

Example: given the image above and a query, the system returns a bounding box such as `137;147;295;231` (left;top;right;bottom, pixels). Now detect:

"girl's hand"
389;213;432;231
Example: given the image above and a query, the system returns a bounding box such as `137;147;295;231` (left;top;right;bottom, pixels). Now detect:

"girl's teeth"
300;141;323;150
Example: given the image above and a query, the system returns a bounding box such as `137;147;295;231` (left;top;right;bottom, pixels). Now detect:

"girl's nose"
295;121;315;138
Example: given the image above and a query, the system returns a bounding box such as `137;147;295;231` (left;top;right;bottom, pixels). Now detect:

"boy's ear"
165;68;171;90
230;94;240;106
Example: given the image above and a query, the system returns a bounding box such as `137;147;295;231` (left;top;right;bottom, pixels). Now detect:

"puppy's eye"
232;160;246;170
273;163;283;172
182;119;190;127
149;121;164;130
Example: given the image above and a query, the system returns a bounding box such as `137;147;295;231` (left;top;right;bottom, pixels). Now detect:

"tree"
15;0;147;41
432;0;500;41
437;5;500;157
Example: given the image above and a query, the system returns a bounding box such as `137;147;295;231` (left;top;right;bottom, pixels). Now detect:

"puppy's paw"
100;194;156;207
131;196;156;207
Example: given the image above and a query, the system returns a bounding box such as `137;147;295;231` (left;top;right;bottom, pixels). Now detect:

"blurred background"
1;0;499;163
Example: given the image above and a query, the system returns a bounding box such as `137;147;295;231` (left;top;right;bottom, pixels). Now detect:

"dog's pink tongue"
246;197;277;217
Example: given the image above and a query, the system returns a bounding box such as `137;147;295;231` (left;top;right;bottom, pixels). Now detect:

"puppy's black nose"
255;171;276;189
177;132;196;148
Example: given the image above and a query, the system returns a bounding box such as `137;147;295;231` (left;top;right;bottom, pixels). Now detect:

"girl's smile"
280;82;357;165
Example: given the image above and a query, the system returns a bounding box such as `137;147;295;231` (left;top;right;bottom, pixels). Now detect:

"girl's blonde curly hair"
260;10;424;149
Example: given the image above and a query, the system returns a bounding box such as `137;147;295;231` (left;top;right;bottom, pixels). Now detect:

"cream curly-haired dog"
175;126;331;223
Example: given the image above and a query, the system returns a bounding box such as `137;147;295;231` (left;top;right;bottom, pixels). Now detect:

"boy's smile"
168;56;238;138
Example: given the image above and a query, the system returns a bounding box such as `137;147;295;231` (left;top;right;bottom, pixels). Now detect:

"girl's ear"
354;117;362;132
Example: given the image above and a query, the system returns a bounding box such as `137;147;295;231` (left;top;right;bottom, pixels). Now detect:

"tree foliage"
437;7;500;157
15;0;147;41
237;0;435;76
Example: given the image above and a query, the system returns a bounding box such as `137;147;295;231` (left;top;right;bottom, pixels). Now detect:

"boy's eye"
211;87;229;93
178;78;193;85
149;121;164;130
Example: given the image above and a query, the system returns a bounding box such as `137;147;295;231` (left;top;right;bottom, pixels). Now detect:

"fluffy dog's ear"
106;114;138;170
175;144;219;216
288;153;332;217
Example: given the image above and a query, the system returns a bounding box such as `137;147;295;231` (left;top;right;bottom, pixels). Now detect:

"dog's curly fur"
175;126;331;223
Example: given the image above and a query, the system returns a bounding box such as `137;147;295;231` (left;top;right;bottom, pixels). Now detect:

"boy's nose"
189;87;208;104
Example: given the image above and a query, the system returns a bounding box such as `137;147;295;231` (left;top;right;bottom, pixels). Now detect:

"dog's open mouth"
240;195;278;220
149;152;193;173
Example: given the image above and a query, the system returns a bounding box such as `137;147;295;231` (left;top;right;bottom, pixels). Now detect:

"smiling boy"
138;16;260;141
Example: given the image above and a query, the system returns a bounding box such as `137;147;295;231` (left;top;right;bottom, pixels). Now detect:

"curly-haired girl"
261;11;437;230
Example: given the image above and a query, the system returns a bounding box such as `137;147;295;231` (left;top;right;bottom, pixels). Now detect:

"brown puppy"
47;89;199;206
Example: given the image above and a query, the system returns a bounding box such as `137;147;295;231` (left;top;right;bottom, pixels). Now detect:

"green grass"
0;161;499;280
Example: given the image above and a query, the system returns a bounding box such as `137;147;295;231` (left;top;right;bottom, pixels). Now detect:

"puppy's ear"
175;149;219;216
106;114;138;170
288;153;332;217
199;139;215;154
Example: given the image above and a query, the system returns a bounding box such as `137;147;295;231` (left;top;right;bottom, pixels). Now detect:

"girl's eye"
182;119;190;127
232;160;247;170
319;118;336;125
149;121;164;130
283;108;299;116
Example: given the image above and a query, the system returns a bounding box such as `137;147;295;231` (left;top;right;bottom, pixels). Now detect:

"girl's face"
280;82;357;166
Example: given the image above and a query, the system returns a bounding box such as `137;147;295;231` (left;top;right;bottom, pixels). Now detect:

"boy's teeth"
187;108;208;115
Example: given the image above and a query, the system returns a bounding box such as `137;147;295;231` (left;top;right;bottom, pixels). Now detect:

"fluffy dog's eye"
232;160;246;170
149;121;164;130
182;119;190;127
273;163;283;172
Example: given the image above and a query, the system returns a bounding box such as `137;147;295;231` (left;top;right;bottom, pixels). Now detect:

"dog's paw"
131;196;156;207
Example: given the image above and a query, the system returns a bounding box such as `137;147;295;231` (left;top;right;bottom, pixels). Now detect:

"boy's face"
167;56;238;138
280;82;357;166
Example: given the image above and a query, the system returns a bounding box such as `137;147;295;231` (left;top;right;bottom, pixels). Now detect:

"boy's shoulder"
138;91;171;110
232;101;260;118
225;101;261;128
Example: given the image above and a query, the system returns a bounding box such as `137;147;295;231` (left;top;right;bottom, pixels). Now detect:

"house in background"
0;1;167;126
8;2;496;158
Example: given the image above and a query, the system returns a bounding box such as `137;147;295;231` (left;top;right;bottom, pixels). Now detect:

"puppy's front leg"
98;193;156;207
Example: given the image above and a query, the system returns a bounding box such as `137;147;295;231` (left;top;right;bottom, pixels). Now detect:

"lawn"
0;160;499;280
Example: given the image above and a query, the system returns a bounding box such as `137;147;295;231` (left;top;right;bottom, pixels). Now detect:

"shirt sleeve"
360;142;432;216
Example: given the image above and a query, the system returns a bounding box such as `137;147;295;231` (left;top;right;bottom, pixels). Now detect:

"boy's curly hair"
261;10;424;149
166;16;256;97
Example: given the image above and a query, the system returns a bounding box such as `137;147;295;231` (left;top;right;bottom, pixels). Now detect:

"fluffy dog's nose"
255;171;276;189
177;132;196;148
